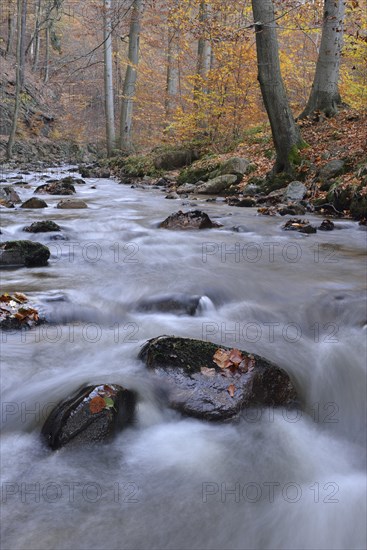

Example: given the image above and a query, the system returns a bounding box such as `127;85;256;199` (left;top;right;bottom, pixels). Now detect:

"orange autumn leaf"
89;396;106;414
228;348;244;366
213;348;232;369
227;384;236;398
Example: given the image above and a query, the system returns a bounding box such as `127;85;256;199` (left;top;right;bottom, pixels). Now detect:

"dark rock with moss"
21;197;48;209
196;174;238;194
159;210;222;230
79;165;110;178
153;147;200;171
139;336;298;421
350;183;367;220
23;221;61;233
227;197;257;207
41;384;136;450
35;180;76;195
0;240;50;267
136;293;202;316
318;160;345;181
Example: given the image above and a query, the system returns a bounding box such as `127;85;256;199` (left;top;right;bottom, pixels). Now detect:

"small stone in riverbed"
35;180;76;195
0;186;21;203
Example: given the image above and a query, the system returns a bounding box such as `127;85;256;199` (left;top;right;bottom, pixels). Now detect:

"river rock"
278;203;306;216
227;197;257;207
57;199;88;209
220;157;250;176
282;218;317;234
196;174;238;194
284;181;307;201
23;221;61;233
159;210;222;230
41;384;136;450
139;336;298;421
21;197;48;208
319;219;335;231
136;293;202;316
0;292;42;330
0;186;21;203
35;180;76;195
0;240;50;267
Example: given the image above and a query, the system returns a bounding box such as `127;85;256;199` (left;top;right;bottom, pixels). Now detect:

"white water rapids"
0;167;366;549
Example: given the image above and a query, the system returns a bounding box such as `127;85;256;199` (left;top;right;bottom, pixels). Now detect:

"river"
1;166;366;549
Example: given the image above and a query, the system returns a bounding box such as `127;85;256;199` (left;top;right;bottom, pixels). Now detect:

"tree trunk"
251;0;303;174
165;9;180;121
299;0;345;119
7;0;23;160
103;0;116;156
6;1;15;56
119;0;143;153
44;23;50;83
19;0;27;89
32;0;42;71
196;2;211;92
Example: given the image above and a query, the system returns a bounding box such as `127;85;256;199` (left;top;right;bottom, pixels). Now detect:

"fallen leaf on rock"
0;294;11;303
227;384;236;397
13;292;28;303
200;366;217;376
228;348;244;365
89;396;106;414
213;348;232;369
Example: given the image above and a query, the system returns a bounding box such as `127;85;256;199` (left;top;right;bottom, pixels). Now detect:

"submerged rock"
23;221;61;233
139;336;298;421
0;240;50;267
21;197;48;208
159;210;222;230
41;384;136;450
136;293;202;316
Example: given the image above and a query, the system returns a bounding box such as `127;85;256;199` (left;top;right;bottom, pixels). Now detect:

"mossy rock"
350;184;367;220
177;157;222;185
120;154;161;178
139;336;298;421
327;182;356;212
152;145;200;171
0;240;50;267
260;173;294;194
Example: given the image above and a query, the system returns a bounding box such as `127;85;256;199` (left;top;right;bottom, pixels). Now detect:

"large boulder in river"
153;147;200;171
41;384;136;450
21;197;48;208
0;240;50;267
35;180;76;195
159;210;222;230
23;220;61;233
139;336;298;421
196;174;238;195
57;198;88;209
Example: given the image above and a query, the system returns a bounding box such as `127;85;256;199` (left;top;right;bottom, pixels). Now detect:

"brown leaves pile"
0;293;39;325
200;348;256;399
88;385;116;414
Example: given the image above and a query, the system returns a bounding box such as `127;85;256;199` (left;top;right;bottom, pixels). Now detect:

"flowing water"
1;167;366;550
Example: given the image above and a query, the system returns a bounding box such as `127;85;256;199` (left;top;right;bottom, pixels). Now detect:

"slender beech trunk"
32;0;42;71
103;0;116;156
19;0;27;89
7;0;23;160
165;2;180;122
196;1;211;92
251;0;303;174
299;0;345;118
44;23;50;83
120;0;143;152
6;0;16;56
